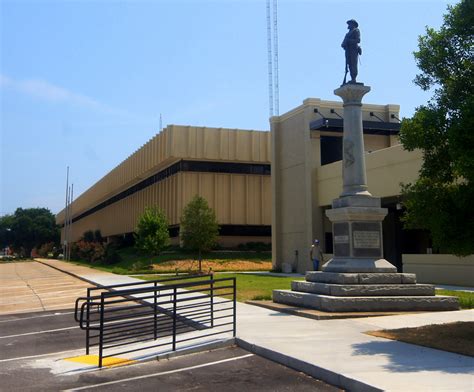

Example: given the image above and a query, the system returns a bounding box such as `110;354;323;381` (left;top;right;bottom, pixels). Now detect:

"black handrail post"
172;287;177;351
98;294;105;368
210;272;214;328
154;281;158;340
86;301;90;354
233;277;237;337
86;288;91;354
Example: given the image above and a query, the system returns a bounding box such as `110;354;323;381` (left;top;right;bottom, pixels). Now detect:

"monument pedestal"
273;82;459;312
322;195;396;273
321;84;397;275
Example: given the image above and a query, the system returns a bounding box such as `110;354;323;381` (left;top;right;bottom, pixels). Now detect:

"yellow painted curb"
64;355;136;368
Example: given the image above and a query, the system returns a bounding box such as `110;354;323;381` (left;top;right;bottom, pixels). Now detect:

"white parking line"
0;311;75;323
0;325;78;339
0;348;82;363
65;353;254;391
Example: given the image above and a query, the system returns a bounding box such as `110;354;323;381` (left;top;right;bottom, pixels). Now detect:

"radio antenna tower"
159;113;163;132
273;0;279;115
266;0;274;118
266;0;280;118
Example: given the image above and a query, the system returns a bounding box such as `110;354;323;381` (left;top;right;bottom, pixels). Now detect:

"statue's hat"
346;19;358;27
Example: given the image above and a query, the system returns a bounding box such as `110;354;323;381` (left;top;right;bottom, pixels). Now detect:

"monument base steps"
273;271;460;312
273;290;459;312
291;281;435;296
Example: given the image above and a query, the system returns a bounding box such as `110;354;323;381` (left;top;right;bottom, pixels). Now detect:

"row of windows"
70;160;271;225
168;224;271;238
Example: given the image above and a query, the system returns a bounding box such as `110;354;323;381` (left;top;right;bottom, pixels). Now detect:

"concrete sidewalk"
36;259;473;391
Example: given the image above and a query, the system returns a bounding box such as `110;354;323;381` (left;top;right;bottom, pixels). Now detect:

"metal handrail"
74;275;236;368
74;274;213;323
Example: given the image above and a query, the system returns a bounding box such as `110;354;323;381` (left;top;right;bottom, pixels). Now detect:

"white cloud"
1;74;101;107
0;74;145;120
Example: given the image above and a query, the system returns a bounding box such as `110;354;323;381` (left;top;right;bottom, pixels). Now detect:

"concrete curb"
35;259;102;288
245;300;410;320
56;339;237;376
150;338;236;362
235;337;382;392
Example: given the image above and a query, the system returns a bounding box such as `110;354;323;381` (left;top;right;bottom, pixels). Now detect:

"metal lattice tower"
266;0;274;118
272;0;279;116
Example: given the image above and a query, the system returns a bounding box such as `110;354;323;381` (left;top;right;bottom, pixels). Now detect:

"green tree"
180;195;219;272
399;0;474;256
82;230;95;243
135;207;169;256
0;214;15;249
82;229;103;243
0;208;60;256
94;229;103;243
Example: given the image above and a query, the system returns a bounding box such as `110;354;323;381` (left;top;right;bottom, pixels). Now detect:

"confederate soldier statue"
341;19;362;84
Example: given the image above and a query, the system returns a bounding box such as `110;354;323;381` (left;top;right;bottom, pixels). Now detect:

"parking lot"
0;262;341;391
0;261;93;315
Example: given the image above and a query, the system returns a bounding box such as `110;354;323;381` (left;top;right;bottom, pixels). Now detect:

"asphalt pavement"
0;262;341;391
36;258;474;392
0;311;339;392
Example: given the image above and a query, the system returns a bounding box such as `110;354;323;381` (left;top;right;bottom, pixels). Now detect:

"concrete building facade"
57;125;272;247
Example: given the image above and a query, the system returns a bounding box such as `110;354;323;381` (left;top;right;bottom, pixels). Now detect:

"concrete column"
322;83;396;273
270;116;281;271
333;84;371;197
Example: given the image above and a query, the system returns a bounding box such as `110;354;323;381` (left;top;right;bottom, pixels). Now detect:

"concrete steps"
273;290;460;312
273;271;460;312
305;271;416;284
291;281;435;296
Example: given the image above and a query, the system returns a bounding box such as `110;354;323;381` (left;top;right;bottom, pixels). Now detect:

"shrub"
37;242;56;257
71;240;107;264
103;244;121;265
94;230;103;243
82;230;95;243
90;242;106;264
237;242;271;252
135;207;170;256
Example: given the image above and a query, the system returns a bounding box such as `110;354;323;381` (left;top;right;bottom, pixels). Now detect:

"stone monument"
322;83;397;274
272;21;459;312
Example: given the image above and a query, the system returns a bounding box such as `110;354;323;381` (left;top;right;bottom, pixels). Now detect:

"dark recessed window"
321;136;343;165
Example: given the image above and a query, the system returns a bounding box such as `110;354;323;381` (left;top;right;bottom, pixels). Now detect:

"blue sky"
1;0;455;216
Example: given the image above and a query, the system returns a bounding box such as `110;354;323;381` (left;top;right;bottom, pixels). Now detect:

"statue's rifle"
343;59;348;85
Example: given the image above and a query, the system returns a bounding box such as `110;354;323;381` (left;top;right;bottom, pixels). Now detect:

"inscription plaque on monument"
334;235;349;243
352;222;382;258
353;231;380;248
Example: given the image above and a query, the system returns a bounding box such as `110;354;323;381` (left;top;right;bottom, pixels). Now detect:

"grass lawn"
367;321;474;357
137;273;303;302
61;247;272;275
435;289;474;309
136;274;473;306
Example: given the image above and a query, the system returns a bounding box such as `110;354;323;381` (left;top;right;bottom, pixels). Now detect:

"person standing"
310;239;323;271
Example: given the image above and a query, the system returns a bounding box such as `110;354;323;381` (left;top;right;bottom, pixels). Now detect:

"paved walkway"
436;284;474;292
0;261;92;314
35;259;474;391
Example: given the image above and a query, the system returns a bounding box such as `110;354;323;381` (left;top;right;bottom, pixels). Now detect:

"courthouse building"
57;97;473;286
270;97;472;285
